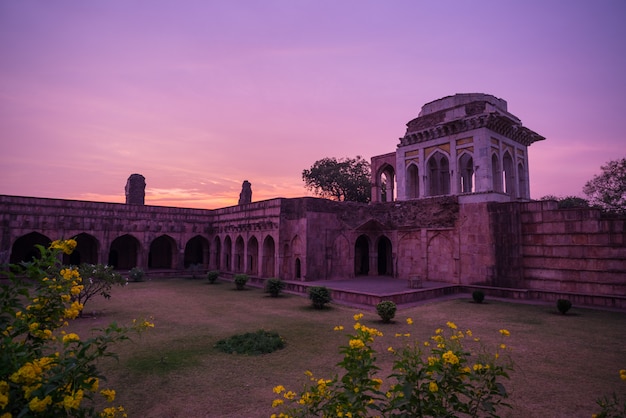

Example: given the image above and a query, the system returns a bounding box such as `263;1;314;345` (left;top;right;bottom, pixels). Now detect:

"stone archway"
247;236;259;275
262;235;275;278
354;235;370;276
69;233;99;265
108;234;140;270
376;235;393;276
223;236;232;272
149;235;176;269
184;235;209;268
10;232;51;264
234;236;245;273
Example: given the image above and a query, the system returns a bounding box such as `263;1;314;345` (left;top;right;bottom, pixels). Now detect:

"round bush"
214;330;285;355
308;286;332;309
234;274;248;290
376;300;397;323
265;278;285;297
207;270;220;284
129;267;145;282
557;299;572;314
472;290;485;304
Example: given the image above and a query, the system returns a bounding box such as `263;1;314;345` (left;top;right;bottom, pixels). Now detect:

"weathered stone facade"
1;94;624;309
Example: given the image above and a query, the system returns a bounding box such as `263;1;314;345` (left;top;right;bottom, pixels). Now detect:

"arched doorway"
406;163;419;199
376;236;393;276
354;235;370;276
108;234;140;269
213;236;222;270
427;151;450;196
10;232;51;264
223;236;232;272
262;236;275;277
234;236;244;273
69;233;99;265
184;235;209;268
149;235;176;269
247;236;259;275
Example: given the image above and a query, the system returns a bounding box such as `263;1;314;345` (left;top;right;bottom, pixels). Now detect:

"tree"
75;263;127;313
583;158;626;214
302;156;371;203
539;195;589;209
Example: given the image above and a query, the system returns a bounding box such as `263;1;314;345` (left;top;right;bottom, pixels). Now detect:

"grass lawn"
68;278;626;418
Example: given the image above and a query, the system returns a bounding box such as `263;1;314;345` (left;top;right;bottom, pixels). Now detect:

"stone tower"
238;180;252;205
125;174;146;205
371;93;545;203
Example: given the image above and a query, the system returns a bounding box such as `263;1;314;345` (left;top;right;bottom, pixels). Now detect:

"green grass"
69;278;626;418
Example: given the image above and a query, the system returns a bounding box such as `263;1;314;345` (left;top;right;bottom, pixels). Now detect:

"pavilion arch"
261;235;276;277
491;153;503;192
376;235;393;276
405;163;420;199
69;233;99;265
184;235;210;268
426;232;454;282
212;236;222;270
223;236;232;272
354;234;370;276
247;236;259;276
503;151;515;196
108;234;140;270
149;235;176;269
10;232;51;264
427;151;450;196
458;152;474;193
234;236;245;273
376;163;396;202
291;235;303;280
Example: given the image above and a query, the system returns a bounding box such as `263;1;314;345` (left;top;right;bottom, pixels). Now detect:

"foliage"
540;195;590;209
376;300;397;323
234;274;248;290
128;267;145;282
206;270;220;284
214;330;285;355
472;290;485;304
302;156;371;203
0;239;153;417
556;299;572;315
76;263;127;313
271;315;513;418
583;158;626;214
308;286;332;309
265;278;286;297
592;370;626;418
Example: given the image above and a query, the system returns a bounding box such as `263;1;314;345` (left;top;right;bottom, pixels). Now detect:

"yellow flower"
100;389;116;402
446;321;457;330
387;346;395;353
70;285;84;296
29;322;39;332
406;317;413;325
499;329;510;337
372;378;383;389
333;325;344;331
87;377;100;392
349;339;365;349
63;333;80;344
353;313;364;321
272;399;284;407
442;350;459;365
500;343;507;349
63;389;84;410
620;369;626;381
0;381;9;409
284;391;296;400
273;385;285;394
29;395;52;412
429;382;438;392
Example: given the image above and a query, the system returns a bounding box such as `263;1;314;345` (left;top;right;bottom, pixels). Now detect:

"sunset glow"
1;1;625;208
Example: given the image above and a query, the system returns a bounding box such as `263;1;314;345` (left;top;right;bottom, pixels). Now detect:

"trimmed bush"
308;286;332;309
265;278;285;297
557;299;572;314
207;270;220;284
376;300;397;323
129;266;145;282
234;274;248;290
214;330;285;355
472;290;485;304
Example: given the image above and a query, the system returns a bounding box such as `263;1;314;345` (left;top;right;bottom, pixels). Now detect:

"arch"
295;258;301;279
427;232;454;282
247;236;259;276
108;234;140;269
376;235;393;276
503;151;515;196
10;232;51;264
223;236;232;272
148;235;176;269
262;235;276;277
213;236;222;270
290;235;303;280
492;153;502;192
458;152;474;193
234;236;245;273
354;235;370;276
282;242;291;278
184;235;209;268
377;164;396;202
517;162;527;199
331;234;351;278
406;163;420;199
427;151;450;196
68;233;99;265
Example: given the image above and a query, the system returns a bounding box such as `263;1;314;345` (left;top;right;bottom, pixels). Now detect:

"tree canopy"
583;158;626;214
302;156;371;203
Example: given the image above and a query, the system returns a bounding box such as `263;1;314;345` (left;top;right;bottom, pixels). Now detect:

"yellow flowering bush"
592;369;626;418
0;240;152;417
272;315;513;417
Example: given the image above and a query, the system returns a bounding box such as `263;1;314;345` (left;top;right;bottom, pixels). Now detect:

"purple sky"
1;1;625;208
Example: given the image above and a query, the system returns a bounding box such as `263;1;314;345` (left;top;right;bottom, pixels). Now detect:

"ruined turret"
238;180;252;205
125;174;146;205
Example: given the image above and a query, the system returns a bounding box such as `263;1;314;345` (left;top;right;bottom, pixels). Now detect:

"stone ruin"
125;174;146;205
238;180;252;205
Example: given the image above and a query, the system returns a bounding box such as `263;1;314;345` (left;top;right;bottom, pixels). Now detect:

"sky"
1;1;625;209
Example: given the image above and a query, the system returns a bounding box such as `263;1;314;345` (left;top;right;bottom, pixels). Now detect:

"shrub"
265;278;285;297
234;274;248;290
557;298;572;314
214;330;285;355
272;316;513;417
0;239;153;417
206;270;220;284
308;286;332;309
129;266;145;282
76;263;127;313
472;290;485;304
376;300;397;323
